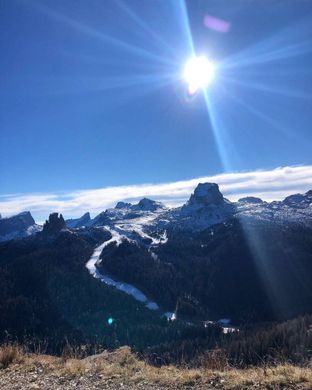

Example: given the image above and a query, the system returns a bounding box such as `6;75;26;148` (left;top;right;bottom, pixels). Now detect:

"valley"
0;182;311;369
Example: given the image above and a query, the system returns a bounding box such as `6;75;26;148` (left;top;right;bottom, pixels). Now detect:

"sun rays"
27;0;180;97
26;0;312;161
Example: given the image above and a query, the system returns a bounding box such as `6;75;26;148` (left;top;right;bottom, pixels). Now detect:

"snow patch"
86;227;160;311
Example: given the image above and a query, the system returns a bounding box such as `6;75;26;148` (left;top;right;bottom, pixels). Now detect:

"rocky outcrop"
42;213;65;235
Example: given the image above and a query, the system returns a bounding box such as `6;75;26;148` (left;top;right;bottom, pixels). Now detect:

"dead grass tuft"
0;344;24;369
198;348;229;371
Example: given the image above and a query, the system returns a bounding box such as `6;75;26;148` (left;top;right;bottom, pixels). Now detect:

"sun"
183;55;215;95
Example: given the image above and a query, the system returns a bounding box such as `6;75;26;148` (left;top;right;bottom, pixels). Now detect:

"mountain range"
1;182;311;242
0;182;312;353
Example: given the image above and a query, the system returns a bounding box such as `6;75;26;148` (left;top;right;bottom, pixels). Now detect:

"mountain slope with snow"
0;211;41;242
81;182;312;323
87;183;312;237
66;212;91;228
0;182;312;347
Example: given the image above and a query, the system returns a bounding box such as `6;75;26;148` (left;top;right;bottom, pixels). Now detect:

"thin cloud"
0;165;312;223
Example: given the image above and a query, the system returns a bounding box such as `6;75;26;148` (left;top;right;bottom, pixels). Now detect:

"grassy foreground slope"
0;345;311;390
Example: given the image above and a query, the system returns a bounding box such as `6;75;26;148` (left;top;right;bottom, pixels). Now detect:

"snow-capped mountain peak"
132;198;165;212
182;183;230;213
170;183;235;231
66;212;91;228
187;183;225;207
282;190;312;209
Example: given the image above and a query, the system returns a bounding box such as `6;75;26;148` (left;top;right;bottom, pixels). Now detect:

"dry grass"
0;344;24;368
0;345;311;389
219;365;312;389
59;347;312;388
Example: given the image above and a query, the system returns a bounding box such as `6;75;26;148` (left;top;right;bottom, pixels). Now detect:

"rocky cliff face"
176;183;234;230
0;211;38;241
187;183;225;207
0;212;34;235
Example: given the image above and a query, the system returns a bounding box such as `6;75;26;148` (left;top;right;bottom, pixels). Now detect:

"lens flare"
107;317;114;325
183;55;215;95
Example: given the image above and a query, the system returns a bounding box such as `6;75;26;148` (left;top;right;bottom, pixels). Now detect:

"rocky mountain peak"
115;201;132;209
135;198;164;211
188;183;225;207
238;196;263;204
283;191;312;209
177;183;234;229
17;211;35;224
65;212;91;228
306;190;312;197
0;211;35;237
43;213;65;234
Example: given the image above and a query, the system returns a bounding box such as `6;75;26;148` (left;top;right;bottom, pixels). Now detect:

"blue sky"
1;0;312;219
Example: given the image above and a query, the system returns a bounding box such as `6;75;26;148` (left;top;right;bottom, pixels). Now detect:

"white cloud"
1;165;312;223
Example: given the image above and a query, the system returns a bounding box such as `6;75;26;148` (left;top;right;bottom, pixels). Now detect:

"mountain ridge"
1;183;312;242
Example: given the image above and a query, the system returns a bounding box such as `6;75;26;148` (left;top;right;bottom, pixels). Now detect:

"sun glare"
183;55;215;95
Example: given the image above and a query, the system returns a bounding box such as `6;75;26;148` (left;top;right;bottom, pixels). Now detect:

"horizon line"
1;164;312;223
